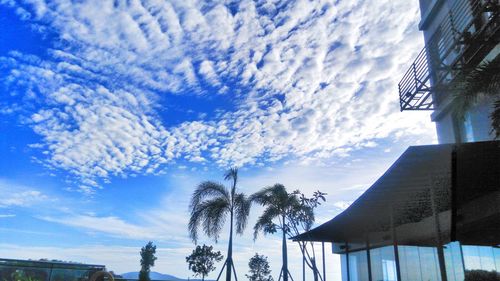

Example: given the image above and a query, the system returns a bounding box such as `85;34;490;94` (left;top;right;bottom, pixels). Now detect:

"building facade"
295;141;500;281
398;0;499;143
0;258;107;281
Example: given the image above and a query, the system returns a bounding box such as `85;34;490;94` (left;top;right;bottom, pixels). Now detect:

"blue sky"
0;0;436;279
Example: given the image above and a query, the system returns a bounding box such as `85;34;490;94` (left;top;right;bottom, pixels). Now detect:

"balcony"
398;0;500;111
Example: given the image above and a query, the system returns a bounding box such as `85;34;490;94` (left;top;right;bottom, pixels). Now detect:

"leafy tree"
186;244;224;281
251;185;326;281
246;253;273;281
139;241;157;281
189;168;251;281
287;191;327;281
250;184;300;281
448;57;500;139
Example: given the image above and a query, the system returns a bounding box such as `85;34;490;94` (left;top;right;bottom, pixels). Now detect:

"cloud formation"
1;0;434;191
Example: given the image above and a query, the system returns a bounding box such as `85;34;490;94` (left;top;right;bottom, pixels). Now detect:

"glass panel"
398;246;441;281
0;265;51;281
444;242;465;281
349;250;369;281
494;247;500;272
50;268;91;281
419;247;441;281
463;245;500;272
370;246;397;281
399;246;423;281
341;254;348;281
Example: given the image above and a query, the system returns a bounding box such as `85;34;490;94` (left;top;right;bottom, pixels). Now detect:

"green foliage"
449;57;500;139
189;168;251;243
139;241;157;281
464;270;500;281
185;244;223;281
251;184;326;239
246;253;273;281
189;168;250;281
9;271;41;281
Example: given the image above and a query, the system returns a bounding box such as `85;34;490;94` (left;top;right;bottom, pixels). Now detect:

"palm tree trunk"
226;210;234;281
282;216;288;281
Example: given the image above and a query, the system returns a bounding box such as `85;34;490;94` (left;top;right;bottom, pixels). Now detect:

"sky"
0;0;437;280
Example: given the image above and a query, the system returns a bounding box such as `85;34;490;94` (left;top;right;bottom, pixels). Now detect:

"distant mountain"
119;271;212;281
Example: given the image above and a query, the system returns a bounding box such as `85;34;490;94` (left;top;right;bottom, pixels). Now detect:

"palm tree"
251;184;302;281
189;168;251;281
449;57;500;139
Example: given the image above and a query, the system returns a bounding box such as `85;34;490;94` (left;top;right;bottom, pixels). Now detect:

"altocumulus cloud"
0;0;433;192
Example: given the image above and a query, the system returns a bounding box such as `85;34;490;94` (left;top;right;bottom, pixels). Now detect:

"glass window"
398;246;441;281
494;247;500;272
349;250;369;281
444;242;465;281
341;254;348;281
0;265;50;281
50;268;91;281
463;245;499;272
370;246;397;281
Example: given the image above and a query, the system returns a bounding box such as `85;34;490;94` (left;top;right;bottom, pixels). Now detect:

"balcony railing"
398;0;500;111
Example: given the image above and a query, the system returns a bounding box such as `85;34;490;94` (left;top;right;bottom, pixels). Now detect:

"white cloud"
0;214;16;218
0;180;51;208
1;0;436;190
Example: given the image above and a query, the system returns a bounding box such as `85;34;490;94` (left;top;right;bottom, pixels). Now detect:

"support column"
322;242;326;281
366;238;372;281
430;185;449;281
345;242;350;281
391;210;402;281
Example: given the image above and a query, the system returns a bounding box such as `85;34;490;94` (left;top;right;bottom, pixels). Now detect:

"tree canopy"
186;244;224;281
246;253;273;281
139;241;157;281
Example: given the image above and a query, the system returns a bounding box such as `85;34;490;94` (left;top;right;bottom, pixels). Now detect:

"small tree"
186;244;224;281
139;241;157;281
246;253;273;281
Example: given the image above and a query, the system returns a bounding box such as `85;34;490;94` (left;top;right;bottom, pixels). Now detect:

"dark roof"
294;141;500;250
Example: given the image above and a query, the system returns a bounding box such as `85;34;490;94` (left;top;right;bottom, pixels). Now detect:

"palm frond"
451;57;500;121
234;192;251;234
250;183;288;207
253;206;280;240
190;181;229;211
491;99;500;139
188;196;230;243
224;167;238;181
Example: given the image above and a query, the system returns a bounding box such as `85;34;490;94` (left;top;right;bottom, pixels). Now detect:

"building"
294;141;500;281
0;258;109;281
398;0;499;143
294;1;500;281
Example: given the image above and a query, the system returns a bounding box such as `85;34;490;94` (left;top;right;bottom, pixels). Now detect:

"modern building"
294;141;500;281
398;0;499;143
295;1;500;281
0;258;109;281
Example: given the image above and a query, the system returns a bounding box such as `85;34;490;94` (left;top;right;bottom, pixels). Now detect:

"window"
371;246;398;281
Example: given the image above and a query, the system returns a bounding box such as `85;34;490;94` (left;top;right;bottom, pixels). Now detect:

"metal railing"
398;0;500;111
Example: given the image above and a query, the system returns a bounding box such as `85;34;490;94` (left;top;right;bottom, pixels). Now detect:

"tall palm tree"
450;57;500;139
189;168;251;281
251;184;302;281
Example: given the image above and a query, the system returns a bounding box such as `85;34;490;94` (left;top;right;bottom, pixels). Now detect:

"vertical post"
366;238;372;281
322;242;326;281
303;255;306;281
430;184;449;281
345;242;350;281
391;210;402;281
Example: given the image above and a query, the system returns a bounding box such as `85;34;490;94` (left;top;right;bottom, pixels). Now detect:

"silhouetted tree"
450;57;500;139
246;253;273;281
186;244;223;281
139;241;157;281
189;168;251;281
251;184;300;281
